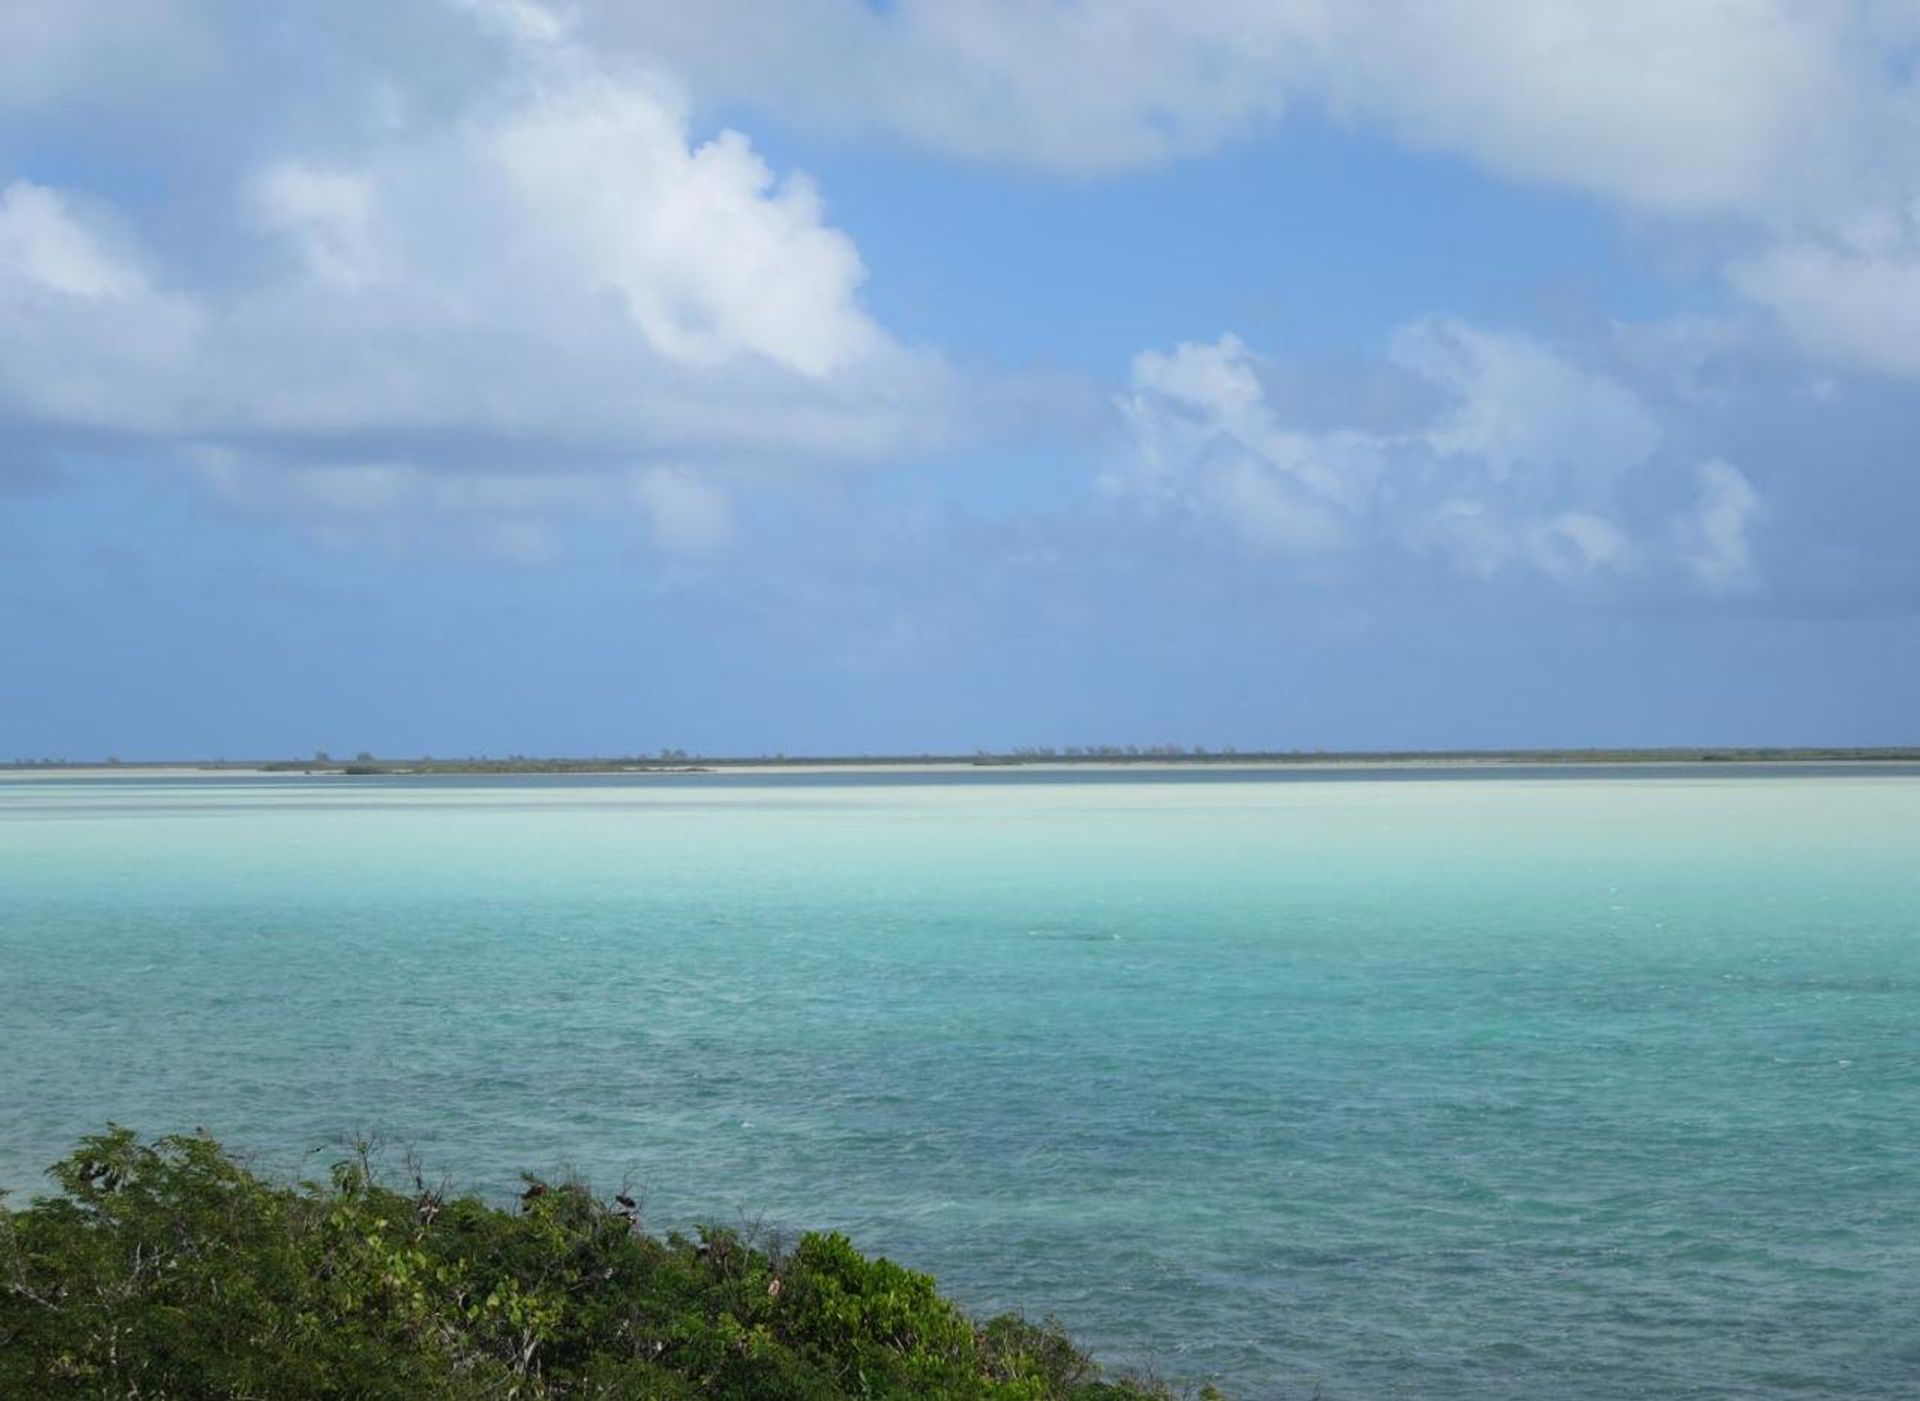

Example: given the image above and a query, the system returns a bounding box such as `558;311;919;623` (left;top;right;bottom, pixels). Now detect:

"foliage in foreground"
0;1129;1209;1400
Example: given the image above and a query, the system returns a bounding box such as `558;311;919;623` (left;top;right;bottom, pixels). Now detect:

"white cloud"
0;180;201;432
1530;512;1629;579
0;0;960;552
633;466;733;552
250;164;384;290
0;0;212;113
570;0;1920;394
573;1;1301;175
1731;206;1920;380
1390;319;1660;498
0;0;1863;594
1307;1;1862;218
0;180;144;299
575;0;1912;219
1677;459;1762;594
10;0;1919;401
455;0;573;48
19;1;1903;222
1207;454;1351;556
490;72;881;376
1118;334;1367;546
1407;500;1518;580
562;2;1920;395
1115;325;1749;592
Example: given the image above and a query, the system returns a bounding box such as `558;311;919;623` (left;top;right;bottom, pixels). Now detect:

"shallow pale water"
4;768;1918;1397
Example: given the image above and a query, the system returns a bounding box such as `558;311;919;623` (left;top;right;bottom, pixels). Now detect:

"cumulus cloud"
1308;1;1867;218
0;0;1890;598
633;466;734;553
1676;459;1762;594
17;1;1909;219
571;1;1920;390
10;0;1920;407
0;180;202;432
1391;319;1661;500
490;70;881;376
0;0;971;557
0;180;145;299
1115;335;1362;553
1113;325;1749;593
249;164;385;290
0;0;213;113
1731;204;1920;381
573;1;1912;218
456;0;572;47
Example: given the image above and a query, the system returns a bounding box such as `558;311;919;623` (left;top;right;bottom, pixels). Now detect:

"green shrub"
0;1128;1210;1400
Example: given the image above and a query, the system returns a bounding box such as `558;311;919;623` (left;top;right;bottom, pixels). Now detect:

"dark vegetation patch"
1;1128;1217;1400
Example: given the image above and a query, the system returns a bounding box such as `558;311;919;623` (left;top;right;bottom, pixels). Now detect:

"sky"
3;0;1919;759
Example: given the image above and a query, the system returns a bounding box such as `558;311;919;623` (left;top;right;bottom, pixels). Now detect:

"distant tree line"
9;745;1920;773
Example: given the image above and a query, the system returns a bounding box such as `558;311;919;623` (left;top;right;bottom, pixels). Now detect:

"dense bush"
0;1129;1212;1399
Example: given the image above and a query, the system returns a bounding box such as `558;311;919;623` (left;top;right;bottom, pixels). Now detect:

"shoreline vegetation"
4;745;1919;777
1;1129;1215;1400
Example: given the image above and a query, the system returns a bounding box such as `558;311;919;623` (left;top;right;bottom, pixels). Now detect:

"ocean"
3;767;1917;1397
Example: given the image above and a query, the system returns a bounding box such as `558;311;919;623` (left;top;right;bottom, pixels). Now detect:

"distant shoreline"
6;748;1920;781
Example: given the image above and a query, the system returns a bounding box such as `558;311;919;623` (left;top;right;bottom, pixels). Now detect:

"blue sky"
3;0;1919;758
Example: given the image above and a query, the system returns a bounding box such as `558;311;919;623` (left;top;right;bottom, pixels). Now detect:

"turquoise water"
4;768;1919;1397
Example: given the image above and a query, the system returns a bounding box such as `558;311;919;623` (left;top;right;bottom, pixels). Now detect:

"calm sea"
4;767;1918;1397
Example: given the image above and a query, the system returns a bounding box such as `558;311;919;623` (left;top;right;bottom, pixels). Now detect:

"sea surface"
4;767;1918;1397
